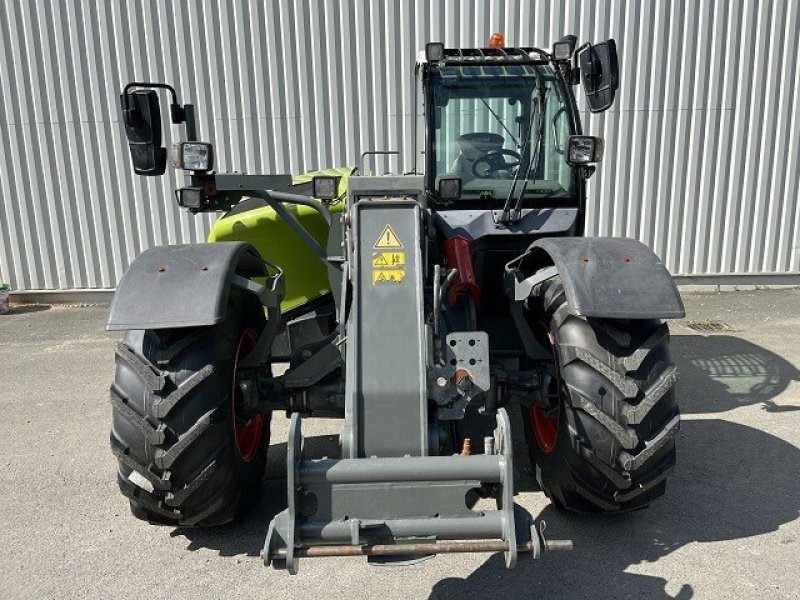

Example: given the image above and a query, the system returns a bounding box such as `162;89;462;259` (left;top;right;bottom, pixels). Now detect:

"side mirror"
120;90;167;176
578;39;619;113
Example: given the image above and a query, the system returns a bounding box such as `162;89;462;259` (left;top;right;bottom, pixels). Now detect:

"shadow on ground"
430;417;800;599
672;334;800;414
172;334;800;599
433;334;800;599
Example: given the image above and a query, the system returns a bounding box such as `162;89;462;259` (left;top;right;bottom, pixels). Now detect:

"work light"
553;35;577;61
567;136;604;164
426;42;445;62
170;142;214;172
312;175;341;201
437;176;462;200
175;187;206;210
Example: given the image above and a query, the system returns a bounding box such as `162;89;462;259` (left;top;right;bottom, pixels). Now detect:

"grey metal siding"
0;0;797;292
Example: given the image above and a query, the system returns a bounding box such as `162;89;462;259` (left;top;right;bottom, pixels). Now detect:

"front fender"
107;242;267;330
509;237;685;319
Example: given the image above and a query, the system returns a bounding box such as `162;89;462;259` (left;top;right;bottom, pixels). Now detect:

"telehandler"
109;34;684;572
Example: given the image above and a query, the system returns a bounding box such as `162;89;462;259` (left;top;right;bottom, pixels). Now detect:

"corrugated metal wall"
1;0;798;292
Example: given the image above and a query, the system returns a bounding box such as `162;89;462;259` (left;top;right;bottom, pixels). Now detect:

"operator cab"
421;49;581;214
416;40;614;342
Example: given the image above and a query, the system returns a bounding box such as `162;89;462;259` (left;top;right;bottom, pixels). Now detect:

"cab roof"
416;46;550;69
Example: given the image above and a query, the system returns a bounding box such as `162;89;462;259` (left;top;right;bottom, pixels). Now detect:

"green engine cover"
208;167;352;313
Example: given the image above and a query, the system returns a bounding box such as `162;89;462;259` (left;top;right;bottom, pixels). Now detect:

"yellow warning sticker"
372;251;406;268
374;224;404;249
372;225;406;284
372;269;406;284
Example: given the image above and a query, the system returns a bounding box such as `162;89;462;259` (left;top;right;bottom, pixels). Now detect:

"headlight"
170;142;214;171
567;136;604;164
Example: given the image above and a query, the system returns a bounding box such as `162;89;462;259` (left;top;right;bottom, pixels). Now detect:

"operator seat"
450;132;507;182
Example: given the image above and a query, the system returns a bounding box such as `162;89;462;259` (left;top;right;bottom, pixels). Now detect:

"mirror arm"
123;82;198;139
183;104;198;141
575;42;597;81
124;82;179;110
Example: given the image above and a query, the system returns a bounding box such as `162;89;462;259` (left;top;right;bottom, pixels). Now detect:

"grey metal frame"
264;409;547;573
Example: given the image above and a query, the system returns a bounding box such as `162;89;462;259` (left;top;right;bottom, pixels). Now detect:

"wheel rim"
529;328;561;454
530;405;559;454
232;328;264;462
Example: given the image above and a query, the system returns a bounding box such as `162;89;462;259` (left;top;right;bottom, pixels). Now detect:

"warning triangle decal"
373;224;403;249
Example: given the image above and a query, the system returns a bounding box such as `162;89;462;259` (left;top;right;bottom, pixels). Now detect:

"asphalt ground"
1;290;798;599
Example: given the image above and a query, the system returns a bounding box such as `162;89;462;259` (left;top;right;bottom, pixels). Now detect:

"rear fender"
505;237;685;319
107;242;269;330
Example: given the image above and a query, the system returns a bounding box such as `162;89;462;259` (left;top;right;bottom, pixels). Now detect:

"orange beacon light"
488;32;505;48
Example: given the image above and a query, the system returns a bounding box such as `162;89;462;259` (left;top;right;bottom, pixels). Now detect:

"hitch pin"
271;537;573;559
537;519;574;552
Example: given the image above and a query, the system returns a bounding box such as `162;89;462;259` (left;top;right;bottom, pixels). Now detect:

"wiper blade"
511;87;549;222
498;68;544;224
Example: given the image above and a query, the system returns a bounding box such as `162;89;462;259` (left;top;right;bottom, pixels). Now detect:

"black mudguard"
107;242;267;330
510;237;685;319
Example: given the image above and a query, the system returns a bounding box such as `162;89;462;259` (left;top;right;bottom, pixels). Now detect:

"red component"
232;328;264;462
529;330;561;454
529;405;559;454
488;32;505;49
443;236;481;307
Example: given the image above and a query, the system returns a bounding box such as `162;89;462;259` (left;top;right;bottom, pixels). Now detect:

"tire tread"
524;276;679;513
109;289;268;527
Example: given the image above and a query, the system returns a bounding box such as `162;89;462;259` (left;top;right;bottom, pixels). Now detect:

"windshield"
429;64;575;203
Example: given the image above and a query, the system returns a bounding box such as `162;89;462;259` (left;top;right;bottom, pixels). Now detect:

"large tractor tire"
109;286;269;526
522;276;679;513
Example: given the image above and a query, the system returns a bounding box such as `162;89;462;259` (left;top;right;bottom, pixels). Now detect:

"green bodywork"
208;166;352;313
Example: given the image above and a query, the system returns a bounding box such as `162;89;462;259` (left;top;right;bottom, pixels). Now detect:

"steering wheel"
471;149;522;178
